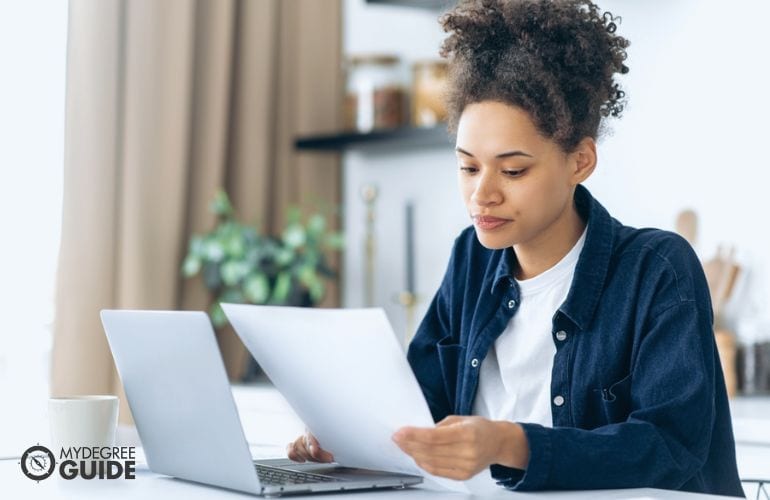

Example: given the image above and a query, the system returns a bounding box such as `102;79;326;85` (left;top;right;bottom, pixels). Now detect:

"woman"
288;0;744;496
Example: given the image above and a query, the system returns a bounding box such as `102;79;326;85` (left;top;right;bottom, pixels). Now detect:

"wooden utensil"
715;329;738;398
702;245;741;322
703;245;741;399
675;209;698;248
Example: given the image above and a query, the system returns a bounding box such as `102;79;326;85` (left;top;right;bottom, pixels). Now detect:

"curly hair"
439;0;629;152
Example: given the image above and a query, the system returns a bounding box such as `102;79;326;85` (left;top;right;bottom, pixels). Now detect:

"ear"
569;137;597;185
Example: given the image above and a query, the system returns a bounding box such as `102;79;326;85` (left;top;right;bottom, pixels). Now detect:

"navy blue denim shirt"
407;184;744;497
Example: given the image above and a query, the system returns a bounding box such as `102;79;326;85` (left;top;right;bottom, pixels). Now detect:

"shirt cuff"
492;422;553;491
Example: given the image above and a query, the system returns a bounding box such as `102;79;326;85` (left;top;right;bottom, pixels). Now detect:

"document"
221;304;499;494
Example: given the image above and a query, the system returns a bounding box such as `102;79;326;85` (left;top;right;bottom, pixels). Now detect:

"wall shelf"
366;0;451;10
295;125;451;152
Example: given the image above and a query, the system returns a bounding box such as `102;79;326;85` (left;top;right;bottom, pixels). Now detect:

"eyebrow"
455;147;533;159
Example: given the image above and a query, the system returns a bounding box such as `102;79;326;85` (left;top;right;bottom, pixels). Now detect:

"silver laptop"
100;309;423;496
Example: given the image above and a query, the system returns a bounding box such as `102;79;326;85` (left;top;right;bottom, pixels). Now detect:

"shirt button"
507;299;516;309
553;395;565;407
555;330;567;341
470;358;479;368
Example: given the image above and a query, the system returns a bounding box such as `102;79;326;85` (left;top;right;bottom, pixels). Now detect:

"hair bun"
439;0;630;150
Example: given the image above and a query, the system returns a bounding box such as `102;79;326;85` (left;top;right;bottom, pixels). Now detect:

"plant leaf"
244;273;270;304
282;223;306;249
309;280;325;304
271;272;291;304
285;206;302;225
307;214;326;236
275;247;294;267
324;233;345;250
182;254;201;277
210;190;234;218
224;229;246;258
189;235;205;256
297;265;315;287
220;260;250;286
302;249;320;268
204;238;226;262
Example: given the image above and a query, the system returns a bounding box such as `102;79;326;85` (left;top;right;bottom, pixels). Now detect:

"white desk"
0;384;764;499
0;459;738;499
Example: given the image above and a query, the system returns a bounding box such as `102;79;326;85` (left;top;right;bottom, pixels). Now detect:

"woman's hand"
392;415;529;480
286;431;335;463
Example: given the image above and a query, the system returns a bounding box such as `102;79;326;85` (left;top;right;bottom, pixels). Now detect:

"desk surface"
0;459;735;500
0;384;763;499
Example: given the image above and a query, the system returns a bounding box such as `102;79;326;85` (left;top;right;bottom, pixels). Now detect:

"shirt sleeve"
406;238;459;423
496;299;718;491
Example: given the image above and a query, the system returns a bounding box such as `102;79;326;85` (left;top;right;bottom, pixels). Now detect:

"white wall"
342;0;770;343
589;0;770;338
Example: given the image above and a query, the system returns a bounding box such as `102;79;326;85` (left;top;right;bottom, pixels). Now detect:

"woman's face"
456;100;594;250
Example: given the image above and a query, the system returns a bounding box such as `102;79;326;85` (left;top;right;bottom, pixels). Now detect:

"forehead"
456;101;547;156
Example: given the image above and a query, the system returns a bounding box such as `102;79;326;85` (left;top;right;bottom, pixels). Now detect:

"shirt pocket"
598;373;632;424
436;336;465;412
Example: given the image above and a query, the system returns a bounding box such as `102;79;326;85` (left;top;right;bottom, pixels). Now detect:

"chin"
474;229;516;250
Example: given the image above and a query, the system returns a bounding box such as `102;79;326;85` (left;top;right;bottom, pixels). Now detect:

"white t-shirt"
472;228;587;426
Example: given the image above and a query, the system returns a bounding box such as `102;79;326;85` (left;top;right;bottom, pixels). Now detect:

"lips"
473;215;511;230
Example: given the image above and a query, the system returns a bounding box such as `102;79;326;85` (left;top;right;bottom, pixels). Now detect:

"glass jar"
411;60;448;127
344;54;407;132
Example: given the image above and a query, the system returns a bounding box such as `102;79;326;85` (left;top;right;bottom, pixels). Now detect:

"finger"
436;415;465;427
291;437;313;462
307;440;334;463
410;452;477;471
393;425;466;446
394;439;469;460
305;435;321;459
295;438;313;462
417;461;475;481
312;447;335;463
302;434;334;463
287;441;305;462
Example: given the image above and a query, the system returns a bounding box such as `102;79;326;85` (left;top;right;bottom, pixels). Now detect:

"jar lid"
347;54;400;66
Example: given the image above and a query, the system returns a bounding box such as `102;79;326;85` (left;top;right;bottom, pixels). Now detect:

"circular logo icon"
20;445;56;481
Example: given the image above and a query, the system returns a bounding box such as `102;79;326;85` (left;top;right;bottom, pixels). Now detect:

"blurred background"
1;0;769;464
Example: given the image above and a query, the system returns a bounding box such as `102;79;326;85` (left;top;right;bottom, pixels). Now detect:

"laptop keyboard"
255;464;342;486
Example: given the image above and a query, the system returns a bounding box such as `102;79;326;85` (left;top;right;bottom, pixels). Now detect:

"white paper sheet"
221;304;499;494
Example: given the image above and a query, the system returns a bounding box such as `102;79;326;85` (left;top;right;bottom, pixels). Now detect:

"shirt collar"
489;184;615;331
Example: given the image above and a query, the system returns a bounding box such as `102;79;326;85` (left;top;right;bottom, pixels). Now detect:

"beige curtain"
51;0;343;423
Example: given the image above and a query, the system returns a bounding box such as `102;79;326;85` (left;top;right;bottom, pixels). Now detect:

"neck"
513;195;585;280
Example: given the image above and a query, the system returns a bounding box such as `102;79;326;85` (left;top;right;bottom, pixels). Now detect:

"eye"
503;169;525;177
459;165;478;174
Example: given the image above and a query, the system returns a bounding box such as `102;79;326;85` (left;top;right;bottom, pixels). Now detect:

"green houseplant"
182;190;344;329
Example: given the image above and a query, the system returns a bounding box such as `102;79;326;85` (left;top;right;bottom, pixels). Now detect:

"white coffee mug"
48;396;119;456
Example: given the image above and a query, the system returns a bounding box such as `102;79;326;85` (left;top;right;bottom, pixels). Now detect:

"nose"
470;170;503;207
